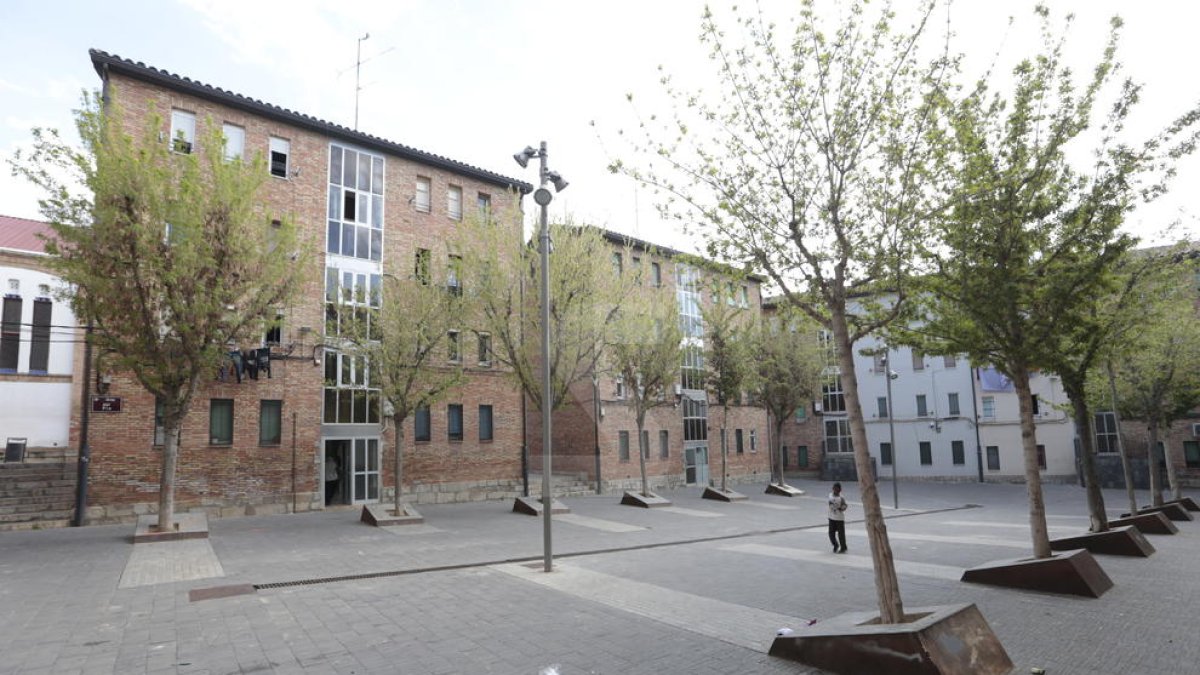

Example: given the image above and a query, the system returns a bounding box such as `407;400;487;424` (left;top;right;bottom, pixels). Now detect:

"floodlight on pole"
513;140;567;573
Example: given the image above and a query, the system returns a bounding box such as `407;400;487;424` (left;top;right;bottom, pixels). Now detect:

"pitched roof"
0;214;54;254
89;49;533;193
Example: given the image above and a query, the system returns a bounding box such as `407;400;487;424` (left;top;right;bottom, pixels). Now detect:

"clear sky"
2;1;1197;253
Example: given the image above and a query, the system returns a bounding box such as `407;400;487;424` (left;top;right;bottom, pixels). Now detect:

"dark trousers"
828;519;846;551
325;479;338;506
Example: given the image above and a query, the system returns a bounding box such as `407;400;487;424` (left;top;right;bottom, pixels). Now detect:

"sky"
1;0;1198;254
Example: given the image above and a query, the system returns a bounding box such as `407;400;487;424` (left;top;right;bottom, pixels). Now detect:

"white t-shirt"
827;492;847;521
325;459;339;482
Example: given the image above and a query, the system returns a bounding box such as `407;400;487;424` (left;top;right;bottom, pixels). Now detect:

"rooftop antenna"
355;33;369;130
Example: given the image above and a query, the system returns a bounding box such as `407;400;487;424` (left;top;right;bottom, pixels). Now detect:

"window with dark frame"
951;440;965;465
479;405;493;442
947;392;960;417
0;295;21;372
880;442;893;466
29;298;51;373
415;406;431;442
877;396;888;418
415;176;431;212
259;400;282;445
1036;444;1046;470
448;404;463;441
919;441;932;465
1094;412;1118;452
478;333;492;366
911;349;925;371
209;399;234;445
269;137;289;177
916;394;928;418
797;445;809;468
986;445;1000;471
415;248;431;285
619;431;630;461
1185;441;1200;469
651;262;662;287
448;330;460;363
735;429;744;454
170;109;195;154
659;430;669;459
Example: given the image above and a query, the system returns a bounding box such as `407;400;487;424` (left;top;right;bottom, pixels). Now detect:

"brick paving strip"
722;542;964;580
554;513;648;533
492;561;805;652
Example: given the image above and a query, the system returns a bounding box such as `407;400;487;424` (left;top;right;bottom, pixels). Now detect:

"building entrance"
323;437;379;505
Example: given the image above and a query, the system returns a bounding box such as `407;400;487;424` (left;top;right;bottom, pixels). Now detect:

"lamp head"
547;170;569;192
513;146;537;168
889;370;899;380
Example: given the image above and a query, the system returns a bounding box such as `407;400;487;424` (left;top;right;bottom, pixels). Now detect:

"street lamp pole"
514;142;568;573
883;349;899;510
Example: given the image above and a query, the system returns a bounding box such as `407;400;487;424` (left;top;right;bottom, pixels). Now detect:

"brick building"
76;50;531;523
540;231;773;494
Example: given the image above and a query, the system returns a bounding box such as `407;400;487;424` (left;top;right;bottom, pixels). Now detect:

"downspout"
72;322;94;526
291;411;298;513
970;365;984;482
518;193;529;497
593;374;602;493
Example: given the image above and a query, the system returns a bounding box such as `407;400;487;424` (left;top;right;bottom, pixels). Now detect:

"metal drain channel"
252;503;980;591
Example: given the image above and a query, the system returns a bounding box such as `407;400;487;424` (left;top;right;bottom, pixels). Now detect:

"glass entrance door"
684;443;709;485
352;438;380;503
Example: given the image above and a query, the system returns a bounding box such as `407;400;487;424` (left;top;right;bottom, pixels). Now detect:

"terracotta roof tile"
0;214;54;254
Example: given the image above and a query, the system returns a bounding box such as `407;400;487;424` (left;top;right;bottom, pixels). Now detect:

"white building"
974;367;1076;483
0;215;77;458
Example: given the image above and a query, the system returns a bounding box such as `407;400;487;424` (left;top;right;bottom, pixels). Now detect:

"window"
873;351;886;372
740;286;750;308
735;429;744;454
797;445;809;468
952;440;965;465
1031;394;1040;416
911;349;925;371
986;445;1000;471
824;419;853;453
479;405;493;441
222;123;244;161
415;176;432;212
794;406;807;423
659;430;669;459
448;185;463;220
415;249;431;285
209;399;233;445
477;192;491;219
619;431;630;461
641;430;650;459
447;255;463;295
259;400;282;445
1036;444;1046;470
415;406;431;442
749;429;757;452
822;375;846;413
1;295;21;373
651;262;662;287
264;309;283;346
982;396;995;419
269;137;289;177
943;354;957;368
478;333;492;366
916;394;928;418
1094;412;1118;453
1185;441;1200;469
615;378;625;399
154;398;165;446
29;298;51;374
612;252;623;275
683;398;707;442
631;256;642;282
170;109;195;153
321;349;381;425
947;393;960;417
783;445;789;468
880;442;892;466
326;144;383;261
448;330;460;362
448;404;463;441
919;441;932;465
726;282;736;306
877;396;888;418
323;268;382;338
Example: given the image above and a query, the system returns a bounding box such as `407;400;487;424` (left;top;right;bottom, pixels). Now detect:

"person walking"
827;482;848;553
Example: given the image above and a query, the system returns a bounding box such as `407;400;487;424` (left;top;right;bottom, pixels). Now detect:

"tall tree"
337;272;464;518
610;0;954;622
456;216;638;483
12;93;306;531
608;288;683;498
701;296;752;494
750;305;825;487
923;8;1200;555
1104;252;1200;505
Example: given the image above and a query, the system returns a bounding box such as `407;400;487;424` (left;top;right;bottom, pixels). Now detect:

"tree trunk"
1011;369;1052;558
156;414;181;532
637;409;650;497
393;414;405;515
831;311;904;623
1106;361;1138;515
1066;388;1108;532
1147;420;1163;507
720;404;729;492
775;415;787;486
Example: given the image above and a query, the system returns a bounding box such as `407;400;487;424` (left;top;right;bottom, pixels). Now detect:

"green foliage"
456;214;641;411
749;304;825;428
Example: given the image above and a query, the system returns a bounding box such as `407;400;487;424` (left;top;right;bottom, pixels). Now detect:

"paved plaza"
0;478;1197;674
